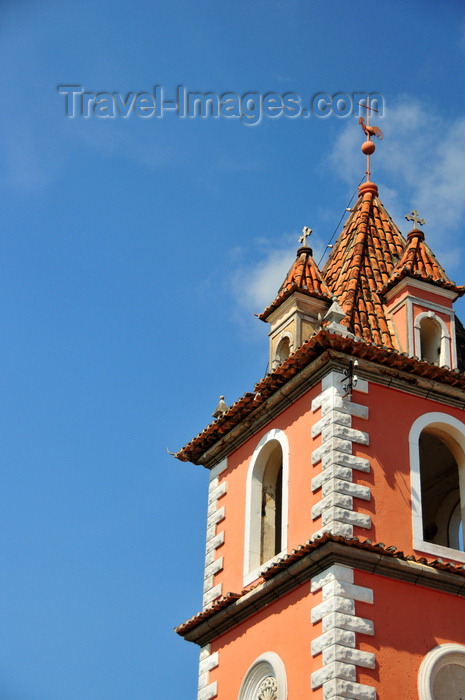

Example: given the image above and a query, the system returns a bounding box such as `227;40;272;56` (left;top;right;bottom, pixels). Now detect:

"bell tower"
176;121;465;700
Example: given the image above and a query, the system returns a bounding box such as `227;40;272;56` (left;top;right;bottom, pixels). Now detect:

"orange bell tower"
175;121;465;700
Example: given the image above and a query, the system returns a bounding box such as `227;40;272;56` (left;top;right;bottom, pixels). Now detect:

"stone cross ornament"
405;209;425;229
299;226;312;247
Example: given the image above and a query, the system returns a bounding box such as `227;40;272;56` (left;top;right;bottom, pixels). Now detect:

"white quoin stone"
311;628;356;656
321;452;370;472
312;492;353;519
322;678;376;700
197;646;219;700
311;564;376;700
312;465;354;491
321;506;371;530
311;660;356;689
321;478;371;501
312;521;354;539
311;596;356;623
203;462;228;609
311;564;354;591
322;612;375;636
321;579;374;605
197;682;218;700
322;644;376;669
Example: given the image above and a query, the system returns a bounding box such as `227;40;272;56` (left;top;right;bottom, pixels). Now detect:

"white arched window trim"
243;428;289;586
414;311;451;367
409;412;465;562
238;652;288;700
418;643;465;700
272;331;294;370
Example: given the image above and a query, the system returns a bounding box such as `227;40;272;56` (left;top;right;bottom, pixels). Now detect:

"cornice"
176;331;465;468
176;535;465;647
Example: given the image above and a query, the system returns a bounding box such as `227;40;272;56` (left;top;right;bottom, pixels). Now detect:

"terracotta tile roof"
322;181;406;348
177;179;465;464
382;228;465;296
259;245;332;321
175;330;465;464
175;532;465;637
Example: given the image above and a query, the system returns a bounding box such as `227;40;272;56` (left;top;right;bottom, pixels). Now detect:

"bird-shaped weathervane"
358;98;383;180
358;117;384;141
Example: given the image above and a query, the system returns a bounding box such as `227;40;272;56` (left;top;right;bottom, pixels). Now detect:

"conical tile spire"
323;181;406;348
259;243;331;322
383;228;465;296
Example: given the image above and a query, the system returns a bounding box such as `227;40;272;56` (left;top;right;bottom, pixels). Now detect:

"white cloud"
231;228;329;316
232;243;296;314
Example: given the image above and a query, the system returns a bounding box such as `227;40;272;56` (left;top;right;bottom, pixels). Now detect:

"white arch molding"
414;310;451;367
409;412;465;562
418;644;465;700
272;331;294;370
243;428;289;585
238;652;288;700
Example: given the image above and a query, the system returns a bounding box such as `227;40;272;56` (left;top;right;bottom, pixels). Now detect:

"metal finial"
358;97;383;181
299;226;312;247
212;395;229;419
405;210;425;229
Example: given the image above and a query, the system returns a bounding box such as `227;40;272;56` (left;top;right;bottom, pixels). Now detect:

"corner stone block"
323;644;376;669
312;438;353;466
311;564;354;592
207;506;225;525
311;596;355;624
312;411;352;438
204;557;223;581
199;651;219;675
322;507;371;529
197;682;218;700
312;492;353;520
322;395;369;420
322;579;374;605
202;583;222;608
322;612;374;636
312;386;337;412
321;371;347;394
322;452;370;472
322;678;376;700
322;424;369;446
199;645;211;661
312;465;353;491
322;478;371;501
205;531;225;554
311;660;356;689
208;481;227;505
312;521;354;539
311;629;356;656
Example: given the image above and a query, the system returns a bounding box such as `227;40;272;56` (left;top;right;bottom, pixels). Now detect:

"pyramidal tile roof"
322;181;407;348
383;228;465;296
258;244;332;321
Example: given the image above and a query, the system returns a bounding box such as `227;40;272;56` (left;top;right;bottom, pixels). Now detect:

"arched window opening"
260;455;282;565
244;430;288;581
238;652;287;700
420;316;442;364
419;644;465;700
419;429;463;549
275;337;290;366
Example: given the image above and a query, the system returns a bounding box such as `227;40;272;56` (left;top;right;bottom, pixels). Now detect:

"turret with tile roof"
384;226;465;296
259;235;332;371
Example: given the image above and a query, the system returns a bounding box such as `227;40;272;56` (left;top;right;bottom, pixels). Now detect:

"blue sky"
2;1;465;698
